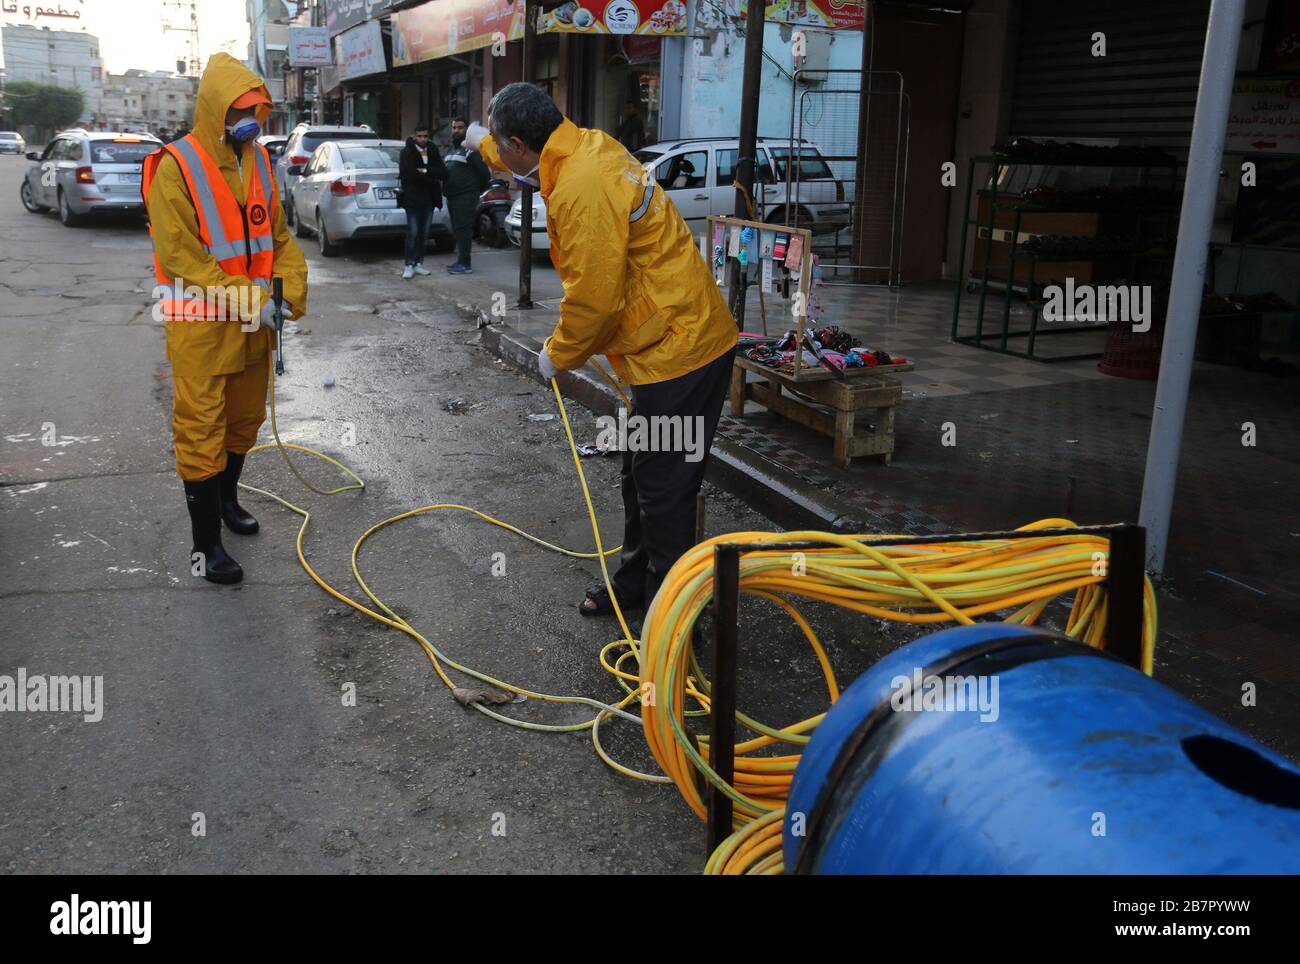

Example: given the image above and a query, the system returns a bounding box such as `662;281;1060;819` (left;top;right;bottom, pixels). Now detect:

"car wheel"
58;190;83;227
285;197;296;226
294;204;310;238
19;179;47;213
316;211;339;257
475;210;499;247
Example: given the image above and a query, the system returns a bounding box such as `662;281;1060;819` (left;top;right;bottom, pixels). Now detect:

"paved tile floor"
465;251;1299;756
727;279;1300;756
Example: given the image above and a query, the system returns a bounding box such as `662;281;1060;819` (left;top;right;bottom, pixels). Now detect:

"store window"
534;50;560;103
440;68;470;123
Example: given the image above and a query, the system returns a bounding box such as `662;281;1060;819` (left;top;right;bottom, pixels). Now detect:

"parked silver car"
288;139;452;257
276;122;375;225
257;134;288;163
0;131;25;155
19;129;161;226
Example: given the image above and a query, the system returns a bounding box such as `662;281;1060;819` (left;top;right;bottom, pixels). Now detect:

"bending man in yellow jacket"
144;54;308;584
470;83;737;617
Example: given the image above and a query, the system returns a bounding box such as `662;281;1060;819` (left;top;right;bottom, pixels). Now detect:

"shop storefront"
540;1;686;145
389;0;526;144
336;17;392;130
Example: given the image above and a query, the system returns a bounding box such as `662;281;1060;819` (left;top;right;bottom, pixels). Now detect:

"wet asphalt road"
1;156;891;873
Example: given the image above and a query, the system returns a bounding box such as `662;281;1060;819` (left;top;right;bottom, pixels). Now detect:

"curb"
469;304;870;534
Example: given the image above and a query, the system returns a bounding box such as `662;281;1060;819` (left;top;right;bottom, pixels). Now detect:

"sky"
82;0;251;75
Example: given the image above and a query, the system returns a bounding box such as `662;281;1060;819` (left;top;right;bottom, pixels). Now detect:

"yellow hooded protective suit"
480;122;737;386
145;53;308;481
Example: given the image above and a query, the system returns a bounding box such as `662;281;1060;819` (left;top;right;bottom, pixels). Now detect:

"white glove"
538;342;558;381
465;121;489;152
259;300;281;332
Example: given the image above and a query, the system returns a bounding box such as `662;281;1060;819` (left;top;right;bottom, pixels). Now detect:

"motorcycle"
475;177;514;248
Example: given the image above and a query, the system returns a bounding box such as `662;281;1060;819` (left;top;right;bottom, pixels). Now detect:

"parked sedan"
288;139;452;257
276;122;375;225
20;130;161;225
0;131;25;155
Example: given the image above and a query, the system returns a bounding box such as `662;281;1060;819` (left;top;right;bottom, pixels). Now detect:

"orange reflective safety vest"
142;134;276;320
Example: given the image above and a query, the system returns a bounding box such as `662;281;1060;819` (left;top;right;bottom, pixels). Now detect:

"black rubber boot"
184;477;243;584
219;451;259;535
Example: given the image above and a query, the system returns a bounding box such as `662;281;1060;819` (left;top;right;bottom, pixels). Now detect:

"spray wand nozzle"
272;276;285;376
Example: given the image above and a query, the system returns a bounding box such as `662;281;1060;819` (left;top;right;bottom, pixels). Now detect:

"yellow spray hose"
241;348;670;782
241;332;1158;873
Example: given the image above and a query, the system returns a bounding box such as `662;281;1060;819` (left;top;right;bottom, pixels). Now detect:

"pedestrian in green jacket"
444;117;491;274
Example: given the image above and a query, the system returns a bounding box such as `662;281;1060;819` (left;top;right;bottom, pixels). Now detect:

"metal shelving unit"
950;152;1179;362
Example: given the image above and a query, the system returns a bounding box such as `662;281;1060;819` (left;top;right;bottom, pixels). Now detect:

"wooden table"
729;355;914;468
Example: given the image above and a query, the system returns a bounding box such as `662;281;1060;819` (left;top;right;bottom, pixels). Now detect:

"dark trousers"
448;193;476;265
404;204;431;265
611;347;734;609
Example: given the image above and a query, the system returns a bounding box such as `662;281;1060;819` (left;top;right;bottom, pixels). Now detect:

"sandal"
579;585;643;618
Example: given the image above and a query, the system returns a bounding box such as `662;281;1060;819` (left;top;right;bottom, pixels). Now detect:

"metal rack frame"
949;154;1179;362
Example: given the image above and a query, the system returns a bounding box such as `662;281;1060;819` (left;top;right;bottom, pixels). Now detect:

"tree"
5;82;85;130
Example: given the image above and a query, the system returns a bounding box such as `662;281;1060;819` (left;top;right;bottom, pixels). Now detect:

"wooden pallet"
730;355;912;468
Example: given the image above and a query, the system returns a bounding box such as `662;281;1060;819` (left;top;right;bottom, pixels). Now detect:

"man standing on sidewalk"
143;53;308;585
443;117;490;275
469;83;737;619
398;123;447;279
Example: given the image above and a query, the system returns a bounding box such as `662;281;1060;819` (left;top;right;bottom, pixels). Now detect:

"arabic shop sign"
287;26;332;67
323;0;397;37
1;0;84;27
336;18;386;80
1226;77;1300;156
392;0;525;67
540;0;687;35
733;0;864;30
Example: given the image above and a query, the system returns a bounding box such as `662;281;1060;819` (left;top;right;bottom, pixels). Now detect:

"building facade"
246;0;295;133
100;70;197;135
1;22;102;124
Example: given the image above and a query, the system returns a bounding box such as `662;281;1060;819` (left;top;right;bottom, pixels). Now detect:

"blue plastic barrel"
785;624;1300;874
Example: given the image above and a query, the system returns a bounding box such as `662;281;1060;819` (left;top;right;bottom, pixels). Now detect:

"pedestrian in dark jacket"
398;124;447;279
443;117;491;274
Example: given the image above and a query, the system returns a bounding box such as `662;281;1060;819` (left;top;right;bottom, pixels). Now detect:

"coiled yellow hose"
638;526;1157;874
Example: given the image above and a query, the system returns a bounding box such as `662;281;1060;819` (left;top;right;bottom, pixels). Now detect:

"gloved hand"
259;300;281;332
538;340;558;381
465;121;489;152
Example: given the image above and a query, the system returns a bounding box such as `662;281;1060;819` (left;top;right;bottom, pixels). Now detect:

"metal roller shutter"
1010;0;1212;157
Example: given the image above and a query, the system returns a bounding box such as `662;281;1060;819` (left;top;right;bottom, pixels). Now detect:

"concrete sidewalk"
420;241;1300;760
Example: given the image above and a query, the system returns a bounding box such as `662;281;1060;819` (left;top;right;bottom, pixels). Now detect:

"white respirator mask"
512;165;541;190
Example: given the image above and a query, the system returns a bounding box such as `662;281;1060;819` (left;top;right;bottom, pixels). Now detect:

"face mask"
512;163;540;189
226;116;260;144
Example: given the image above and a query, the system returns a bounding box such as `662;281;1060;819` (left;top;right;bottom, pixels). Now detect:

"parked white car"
0;131;26;155
288;139;452;257
504;136;850;251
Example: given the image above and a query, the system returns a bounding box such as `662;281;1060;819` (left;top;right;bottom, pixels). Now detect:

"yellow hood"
191;52;272;156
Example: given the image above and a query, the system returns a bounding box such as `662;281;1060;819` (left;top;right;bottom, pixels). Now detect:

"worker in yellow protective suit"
467;83;738;618
144;53;308;584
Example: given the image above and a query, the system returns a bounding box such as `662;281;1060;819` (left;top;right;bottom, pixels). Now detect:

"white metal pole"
1138;0;1247;574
